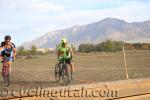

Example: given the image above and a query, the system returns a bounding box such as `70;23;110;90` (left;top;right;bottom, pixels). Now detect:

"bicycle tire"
3;74;9;86
2;58;10;87
62;63;70;85
54;63;60;82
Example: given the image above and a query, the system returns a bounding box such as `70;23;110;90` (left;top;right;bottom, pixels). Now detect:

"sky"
0;0;150;46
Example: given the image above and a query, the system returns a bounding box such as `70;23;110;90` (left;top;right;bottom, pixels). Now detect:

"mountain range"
21;18;150;49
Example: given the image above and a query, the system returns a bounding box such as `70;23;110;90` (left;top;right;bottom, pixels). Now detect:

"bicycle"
54;57;71;86
1;56;10;86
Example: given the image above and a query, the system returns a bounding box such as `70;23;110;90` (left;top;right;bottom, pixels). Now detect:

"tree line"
78;40;150;53
17;45;76;56
17;45;48;56
17;40;150;56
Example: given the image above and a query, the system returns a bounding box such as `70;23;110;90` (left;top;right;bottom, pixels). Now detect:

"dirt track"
1;78;150;100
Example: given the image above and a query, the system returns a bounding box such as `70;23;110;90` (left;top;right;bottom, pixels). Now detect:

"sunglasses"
5;39;11;42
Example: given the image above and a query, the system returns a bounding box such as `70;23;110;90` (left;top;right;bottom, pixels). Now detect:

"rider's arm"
57;50;60;59
57;45;61;59
0;42;5;52
10;43;17;59
57;44;62;59
0;42;4;58
0;46;2;58
0;42;4;51
69;45;74;58
13;48;17;58
0;44;2;51
0;46;2;51
0;47;2;58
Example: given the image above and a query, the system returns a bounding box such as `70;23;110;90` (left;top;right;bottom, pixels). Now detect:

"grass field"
0;50;150;90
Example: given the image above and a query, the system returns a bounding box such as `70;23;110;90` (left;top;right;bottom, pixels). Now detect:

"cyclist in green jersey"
57;38;74;80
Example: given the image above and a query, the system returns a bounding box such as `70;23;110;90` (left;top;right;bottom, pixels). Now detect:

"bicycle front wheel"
2;70;10;86
62;64;70;86
3;74;10;86
54;63;61;82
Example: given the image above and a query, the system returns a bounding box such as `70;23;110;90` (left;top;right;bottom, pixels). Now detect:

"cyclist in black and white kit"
0;35;17;73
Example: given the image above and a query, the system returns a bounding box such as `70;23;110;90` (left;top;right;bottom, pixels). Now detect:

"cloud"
2;1;150;34
0;0;66;12
0;0;17;10
0;0;150;45
35;1;150;29
29;2;66;12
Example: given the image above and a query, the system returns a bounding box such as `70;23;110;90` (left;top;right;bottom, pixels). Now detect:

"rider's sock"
9;68;11;74
71;72;74;80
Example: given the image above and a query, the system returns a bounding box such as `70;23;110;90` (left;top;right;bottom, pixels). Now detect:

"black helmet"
4;35;11;40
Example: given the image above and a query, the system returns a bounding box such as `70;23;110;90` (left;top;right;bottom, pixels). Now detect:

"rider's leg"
6;57;13;74
69;62;74;73
7;61;12;73
69;61;74;80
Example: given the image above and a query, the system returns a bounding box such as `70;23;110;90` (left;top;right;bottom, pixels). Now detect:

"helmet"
61;38;67;44
4;35;11;40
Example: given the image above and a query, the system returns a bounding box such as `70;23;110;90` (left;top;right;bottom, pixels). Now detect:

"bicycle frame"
54;57;71;85
57;60;65;77
59;59;71;85
59;59;69;73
